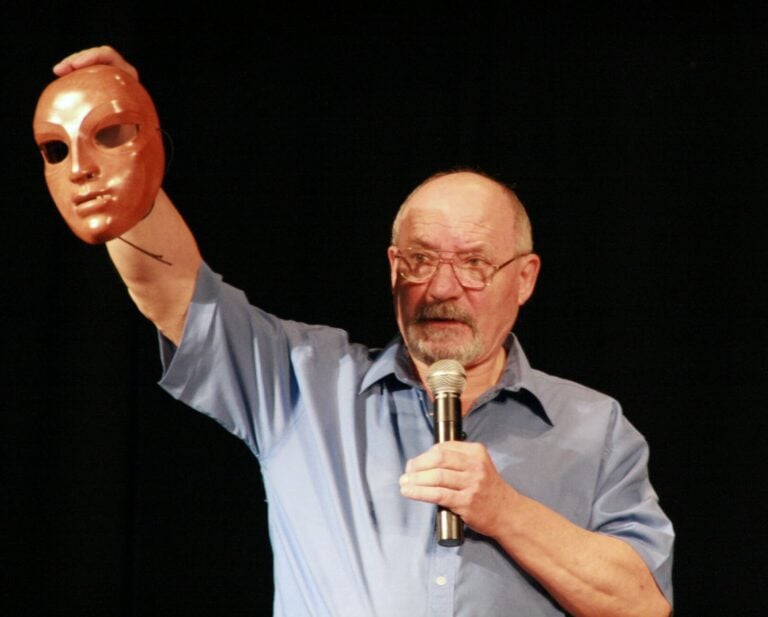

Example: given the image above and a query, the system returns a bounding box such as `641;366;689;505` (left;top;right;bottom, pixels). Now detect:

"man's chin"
406;331;483;366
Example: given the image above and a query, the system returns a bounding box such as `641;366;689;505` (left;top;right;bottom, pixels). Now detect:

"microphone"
426;359;467;547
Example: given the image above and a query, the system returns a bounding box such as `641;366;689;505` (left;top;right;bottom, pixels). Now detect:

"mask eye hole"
95;123;139;148
39;140;69;164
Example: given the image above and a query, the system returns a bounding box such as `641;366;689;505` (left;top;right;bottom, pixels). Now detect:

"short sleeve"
591;403;675;604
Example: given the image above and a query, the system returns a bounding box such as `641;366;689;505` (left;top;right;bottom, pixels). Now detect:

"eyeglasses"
393;246;529;290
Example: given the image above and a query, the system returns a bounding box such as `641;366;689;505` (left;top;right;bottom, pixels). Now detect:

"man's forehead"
399;210;513;259
402;214;501;245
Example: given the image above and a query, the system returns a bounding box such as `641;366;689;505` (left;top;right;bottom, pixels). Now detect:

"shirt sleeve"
591;402;675;605
157;261;356;459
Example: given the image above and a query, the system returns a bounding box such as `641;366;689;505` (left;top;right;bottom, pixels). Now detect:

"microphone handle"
434;392;464;546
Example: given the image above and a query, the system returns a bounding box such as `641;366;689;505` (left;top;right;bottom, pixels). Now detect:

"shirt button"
435;575;447;586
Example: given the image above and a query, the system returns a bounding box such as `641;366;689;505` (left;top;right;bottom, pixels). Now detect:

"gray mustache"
416;303;476;328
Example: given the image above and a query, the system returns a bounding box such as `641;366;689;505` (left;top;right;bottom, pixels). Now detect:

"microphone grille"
426;359;467;395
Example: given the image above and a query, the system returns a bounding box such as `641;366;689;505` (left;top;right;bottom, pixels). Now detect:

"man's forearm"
106;188;202;344
494;489;671;617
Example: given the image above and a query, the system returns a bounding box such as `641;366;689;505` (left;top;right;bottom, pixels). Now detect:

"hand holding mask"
33;65;164;244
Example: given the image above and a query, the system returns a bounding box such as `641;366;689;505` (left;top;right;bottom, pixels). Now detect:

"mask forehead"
34;65;159;139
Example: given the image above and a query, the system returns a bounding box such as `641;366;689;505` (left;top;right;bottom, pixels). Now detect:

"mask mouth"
72;190;113;213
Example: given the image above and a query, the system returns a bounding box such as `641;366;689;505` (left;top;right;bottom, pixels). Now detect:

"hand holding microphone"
426;359;467;547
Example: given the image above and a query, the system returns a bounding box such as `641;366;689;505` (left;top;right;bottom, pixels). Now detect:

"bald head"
391;171;533;254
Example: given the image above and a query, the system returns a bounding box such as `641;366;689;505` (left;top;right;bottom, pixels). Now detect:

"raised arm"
50;46;202;344
105;189;201;345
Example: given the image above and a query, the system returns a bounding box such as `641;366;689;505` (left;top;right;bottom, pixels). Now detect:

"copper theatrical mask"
33;65;164;244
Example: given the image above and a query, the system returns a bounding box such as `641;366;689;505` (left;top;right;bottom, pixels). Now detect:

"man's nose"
426;260;464;299
69;141;99;182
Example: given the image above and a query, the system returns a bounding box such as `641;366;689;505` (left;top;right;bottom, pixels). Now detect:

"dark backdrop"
3;5;765;616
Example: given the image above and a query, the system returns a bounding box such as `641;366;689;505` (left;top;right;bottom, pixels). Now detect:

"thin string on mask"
115;234;172;266
116;198;172;265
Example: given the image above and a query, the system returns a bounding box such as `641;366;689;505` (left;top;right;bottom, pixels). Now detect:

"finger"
52;49;97;76
53;45;138;79
53;46;116;74
400;467;465;492
405;442;476;473
399;481;454;506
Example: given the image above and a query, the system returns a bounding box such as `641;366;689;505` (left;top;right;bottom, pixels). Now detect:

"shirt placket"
427;543;459;616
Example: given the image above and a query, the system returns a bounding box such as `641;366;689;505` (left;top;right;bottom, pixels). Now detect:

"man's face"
388;173;540;370
33;65;164;244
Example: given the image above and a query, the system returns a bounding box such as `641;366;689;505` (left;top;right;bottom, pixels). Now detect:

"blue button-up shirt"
159;263;673;616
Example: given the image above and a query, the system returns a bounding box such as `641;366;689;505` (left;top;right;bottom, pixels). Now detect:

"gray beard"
404;301;484;366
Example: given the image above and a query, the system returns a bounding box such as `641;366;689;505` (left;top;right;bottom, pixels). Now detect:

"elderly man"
45;46;674;617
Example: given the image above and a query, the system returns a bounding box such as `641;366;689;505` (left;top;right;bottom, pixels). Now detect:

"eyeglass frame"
391;246;531;290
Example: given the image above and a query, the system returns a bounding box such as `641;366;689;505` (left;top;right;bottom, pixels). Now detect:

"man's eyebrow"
406;240;436;249
408;240;493;254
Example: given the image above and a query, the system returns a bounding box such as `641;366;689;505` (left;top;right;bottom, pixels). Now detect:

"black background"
3;5;765;616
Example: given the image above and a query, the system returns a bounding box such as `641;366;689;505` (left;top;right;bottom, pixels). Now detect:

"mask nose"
69;140;99;182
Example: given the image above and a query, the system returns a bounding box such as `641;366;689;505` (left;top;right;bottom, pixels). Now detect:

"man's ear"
516;253;541;306
387;246;399;291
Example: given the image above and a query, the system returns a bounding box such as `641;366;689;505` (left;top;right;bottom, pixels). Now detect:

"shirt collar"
360;334;553;425
359;336;421;392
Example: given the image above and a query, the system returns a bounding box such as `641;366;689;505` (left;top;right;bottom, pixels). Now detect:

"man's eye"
95;123;139;148
462;256;488;268
411;252;433;264
39;140;69;164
